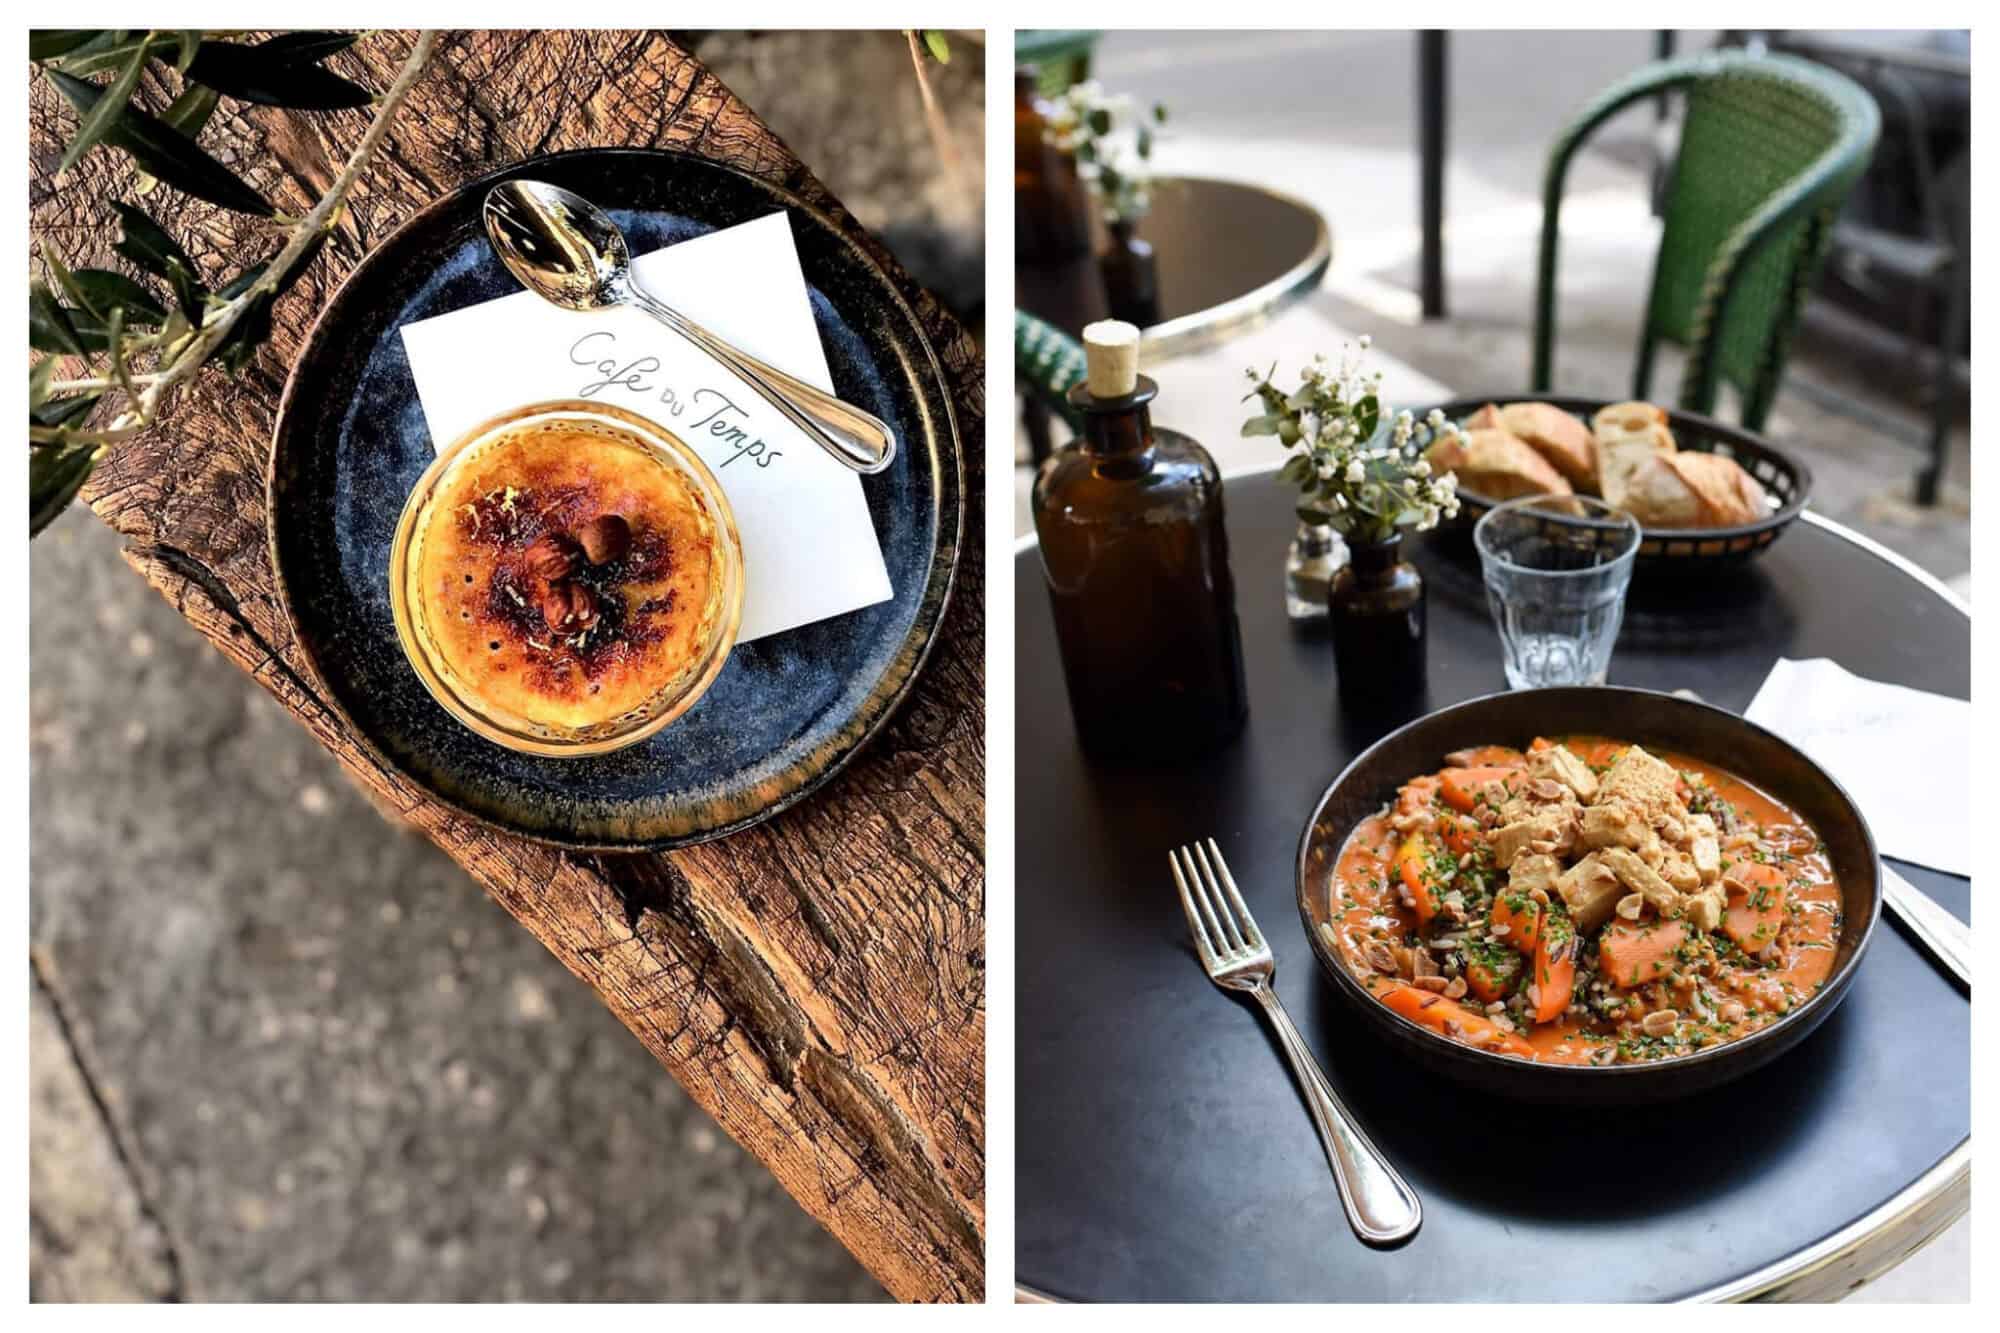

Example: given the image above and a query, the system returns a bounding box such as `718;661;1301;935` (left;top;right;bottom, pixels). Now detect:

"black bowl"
1425;395;1813;576
1294;687;1879;1105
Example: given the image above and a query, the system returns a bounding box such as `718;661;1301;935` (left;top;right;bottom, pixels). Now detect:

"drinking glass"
1473;495;1640;689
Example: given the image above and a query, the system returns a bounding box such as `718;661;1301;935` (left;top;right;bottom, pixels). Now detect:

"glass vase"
1284;519;1347;621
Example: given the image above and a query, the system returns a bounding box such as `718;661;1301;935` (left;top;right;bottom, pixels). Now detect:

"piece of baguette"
1618;453;1705;527
1618;451;1770;527
1592;400;1675;448
1426;427;1573;501
1593;403;1677;513
1501;402;1597;490
1665;452;1770;526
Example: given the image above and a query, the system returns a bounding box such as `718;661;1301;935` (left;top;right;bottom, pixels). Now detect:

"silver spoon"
481;179;896;475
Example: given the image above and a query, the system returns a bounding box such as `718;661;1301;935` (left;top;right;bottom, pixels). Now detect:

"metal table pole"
1418;30;1448;320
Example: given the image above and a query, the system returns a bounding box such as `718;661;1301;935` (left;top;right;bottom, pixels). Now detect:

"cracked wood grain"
30;30;985;1302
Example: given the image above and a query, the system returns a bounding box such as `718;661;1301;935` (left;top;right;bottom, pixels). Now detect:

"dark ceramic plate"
269;148;963;849
1295;687;1880;1105
1426;395;1813;575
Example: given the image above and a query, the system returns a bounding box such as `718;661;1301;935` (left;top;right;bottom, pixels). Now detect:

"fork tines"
1169;837;1267;971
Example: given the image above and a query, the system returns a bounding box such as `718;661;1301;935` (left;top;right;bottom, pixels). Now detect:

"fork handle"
1250;984;1423;1246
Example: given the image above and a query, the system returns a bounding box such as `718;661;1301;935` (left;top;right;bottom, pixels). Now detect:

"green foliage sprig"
1243;337;1463;545
28;29;438;536
1041;81;1168;225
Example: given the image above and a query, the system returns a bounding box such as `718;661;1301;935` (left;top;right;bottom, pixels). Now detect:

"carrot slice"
1723;862;1788;955
1395;833;1444;927
1381;985;1535;1058
1598;919;1691;990
1438;812;1479;857
1394;776;1440;819
1464;943;1522;1002
1439;766;1518;814
1530;910;1577;1023
1489;888;1543;954
1446;745;1528;769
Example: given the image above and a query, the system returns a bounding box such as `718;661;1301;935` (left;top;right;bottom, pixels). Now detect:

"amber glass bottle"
1014;69;1092;262
1032;332;1247;758
1099;220;1160;327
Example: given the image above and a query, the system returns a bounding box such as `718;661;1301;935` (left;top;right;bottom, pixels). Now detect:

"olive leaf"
33;392;103;429
47;67;274;216
30;356;57;409
40;31;153;75
113;202;208;323
209;227;329;372
30;443;102;536
29;282;108;355
256;31;359;63
68;270;167;326
185;33;373;109
171;29;202;76
58;33;155;174
160;81;220;139
922;30;951;64
29;30;111;61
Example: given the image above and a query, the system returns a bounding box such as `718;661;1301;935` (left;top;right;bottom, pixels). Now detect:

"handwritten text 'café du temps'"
569;329;786;470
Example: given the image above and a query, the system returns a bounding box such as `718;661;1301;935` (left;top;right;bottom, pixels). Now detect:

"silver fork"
1171;838;1422;1247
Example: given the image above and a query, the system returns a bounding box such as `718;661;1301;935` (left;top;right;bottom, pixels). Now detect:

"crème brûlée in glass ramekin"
390;400;743;756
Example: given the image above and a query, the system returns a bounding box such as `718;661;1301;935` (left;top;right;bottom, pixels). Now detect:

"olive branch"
28;28;440;535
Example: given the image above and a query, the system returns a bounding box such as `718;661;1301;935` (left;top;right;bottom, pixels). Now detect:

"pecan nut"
524;532;582;581
578;513;633;565
541;581;600;635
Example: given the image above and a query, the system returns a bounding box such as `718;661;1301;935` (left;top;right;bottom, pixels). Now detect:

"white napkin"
399;211;892;643
1744;658;1970;877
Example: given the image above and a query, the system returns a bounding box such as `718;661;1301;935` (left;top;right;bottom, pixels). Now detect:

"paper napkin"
399;211;892;643
1743;657;1970;877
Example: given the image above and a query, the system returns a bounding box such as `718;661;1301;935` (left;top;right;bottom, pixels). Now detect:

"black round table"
1015;176;1331;359
1015;467;1970;1303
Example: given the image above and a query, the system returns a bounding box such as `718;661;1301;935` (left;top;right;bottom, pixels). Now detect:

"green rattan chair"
1533;51;1880;429
1015;309;1089;445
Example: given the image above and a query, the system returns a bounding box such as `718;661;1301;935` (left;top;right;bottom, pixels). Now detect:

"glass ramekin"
389;399;744;757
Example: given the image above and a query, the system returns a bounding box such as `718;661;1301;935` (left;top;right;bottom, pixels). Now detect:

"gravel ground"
29;29;981;1303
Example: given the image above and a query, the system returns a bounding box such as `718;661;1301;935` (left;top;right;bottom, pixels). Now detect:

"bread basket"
1424;395;1812;575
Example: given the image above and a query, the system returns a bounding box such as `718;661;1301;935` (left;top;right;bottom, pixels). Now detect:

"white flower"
1412;459;1432;477
1334;493;1348;509
1358;334;1372;350
1345;460;1365;484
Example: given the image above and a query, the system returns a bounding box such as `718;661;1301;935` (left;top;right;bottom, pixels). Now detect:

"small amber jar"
1328;534;1426;708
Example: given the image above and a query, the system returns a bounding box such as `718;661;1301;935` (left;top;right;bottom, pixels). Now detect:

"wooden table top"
30;30;983;1302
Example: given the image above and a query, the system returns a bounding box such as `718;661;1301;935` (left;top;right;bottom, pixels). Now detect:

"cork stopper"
1082;320;1141;398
